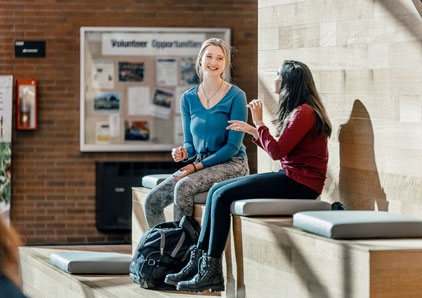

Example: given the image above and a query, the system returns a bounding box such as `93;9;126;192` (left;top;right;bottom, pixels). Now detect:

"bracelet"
192;163;197;172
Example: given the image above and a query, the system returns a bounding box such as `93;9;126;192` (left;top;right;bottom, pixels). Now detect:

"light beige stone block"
258;6;280;29
294;0;321;25
389;41;422;68
399;95;422;122
293;24;320;48
259;28;279;50
273;3;296;27
319;70;345;93
368;43;390;69
279;26;294;48
320;22;336;47
320;0;374;23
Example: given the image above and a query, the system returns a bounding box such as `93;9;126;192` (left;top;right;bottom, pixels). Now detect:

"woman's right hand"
247;99;264;127
227;120;258;139
171;146;187;162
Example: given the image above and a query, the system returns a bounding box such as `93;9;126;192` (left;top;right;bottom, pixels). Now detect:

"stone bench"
132;182;422;298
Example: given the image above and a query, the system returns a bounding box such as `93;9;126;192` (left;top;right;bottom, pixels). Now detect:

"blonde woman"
144;38;249;227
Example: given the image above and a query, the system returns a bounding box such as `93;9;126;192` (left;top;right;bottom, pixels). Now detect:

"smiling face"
200;45;226;80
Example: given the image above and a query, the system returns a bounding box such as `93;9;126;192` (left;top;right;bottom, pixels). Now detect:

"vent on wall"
95;161;180;233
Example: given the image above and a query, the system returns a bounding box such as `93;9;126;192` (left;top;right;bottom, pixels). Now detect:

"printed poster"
0;76;12;220
127;86;151;116
92;61;114;89
96;122;111;144
156;58;177;86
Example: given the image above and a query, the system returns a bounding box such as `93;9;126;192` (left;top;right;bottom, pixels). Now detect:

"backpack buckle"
147;259;159;267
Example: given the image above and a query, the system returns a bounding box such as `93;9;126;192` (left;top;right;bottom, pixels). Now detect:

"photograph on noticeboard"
180;57;199;85
93;92;120;112
151;88;173;120
118;61;144;82
124;120;150;141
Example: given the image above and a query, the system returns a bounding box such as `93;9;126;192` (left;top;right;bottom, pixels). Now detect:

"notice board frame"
80;27;231;152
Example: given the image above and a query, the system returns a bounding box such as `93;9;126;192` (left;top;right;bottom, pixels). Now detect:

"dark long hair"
273;60;332;138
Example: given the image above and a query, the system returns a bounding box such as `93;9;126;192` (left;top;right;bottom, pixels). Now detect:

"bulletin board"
80;27;231;152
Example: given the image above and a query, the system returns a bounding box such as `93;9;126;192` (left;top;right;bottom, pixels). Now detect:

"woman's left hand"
173;163;204;180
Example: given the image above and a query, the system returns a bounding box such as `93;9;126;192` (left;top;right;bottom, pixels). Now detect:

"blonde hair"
0;215;22;287
195;38;231;82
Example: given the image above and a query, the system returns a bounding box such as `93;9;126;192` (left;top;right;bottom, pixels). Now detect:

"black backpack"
129;216;201;290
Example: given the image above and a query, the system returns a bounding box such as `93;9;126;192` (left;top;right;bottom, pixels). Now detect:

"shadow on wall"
338;99;388;211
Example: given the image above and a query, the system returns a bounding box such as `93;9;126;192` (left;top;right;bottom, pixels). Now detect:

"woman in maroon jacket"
166;60;332;293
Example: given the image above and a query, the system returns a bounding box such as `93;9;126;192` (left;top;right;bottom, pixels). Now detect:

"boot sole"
176;284;225;292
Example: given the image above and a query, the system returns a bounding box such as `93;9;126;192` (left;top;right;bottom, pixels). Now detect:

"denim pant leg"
198;171;319;257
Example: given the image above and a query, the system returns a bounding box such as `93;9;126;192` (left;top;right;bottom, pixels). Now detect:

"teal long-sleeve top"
181;84;247;168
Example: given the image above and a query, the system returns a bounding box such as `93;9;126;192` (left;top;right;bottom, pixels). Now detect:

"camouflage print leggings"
144;156;249;228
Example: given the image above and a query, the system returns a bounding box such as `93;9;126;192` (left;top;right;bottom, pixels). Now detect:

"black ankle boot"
176;254;224;292
164;245;203;286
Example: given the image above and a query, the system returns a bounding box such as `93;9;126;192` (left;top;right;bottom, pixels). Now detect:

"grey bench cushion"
50;251;132;274
142;174;208;203
142;174;171;188
293;210;422;239
230;199;331;216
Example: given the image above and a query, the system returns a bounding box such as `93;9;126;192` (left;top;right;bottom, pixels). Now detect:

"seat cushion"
142;174;208;203
50;251;132;274
193;191;208;204
142;174;171;188
230;198;331;216
293;210;422;239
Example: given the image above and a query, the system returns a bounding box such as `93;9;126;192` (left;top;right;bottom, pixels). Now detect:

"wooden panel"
132;187;206;255
232;216;370;298
370;250;422;298
19;224;422;298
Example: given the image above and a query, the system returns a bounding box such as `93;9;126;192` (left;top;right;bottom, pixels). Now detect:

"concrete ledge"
19;245;220;298
133;186;422;298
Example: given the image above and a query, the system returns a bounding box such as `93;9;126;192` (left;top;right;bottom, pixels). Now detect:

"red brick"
9;0;257;245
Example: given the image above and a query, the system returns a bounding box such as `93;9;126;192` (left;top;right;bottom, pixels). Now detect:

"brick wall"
0;0;257;244
258;0;422;217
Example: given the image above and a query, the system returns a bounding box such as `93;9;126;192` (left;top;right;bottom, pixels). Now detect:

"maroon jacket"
253;103;328;194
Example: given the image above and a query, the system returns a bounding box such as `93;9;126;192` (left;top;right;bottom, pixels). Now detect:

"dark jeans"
197;170;319;257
